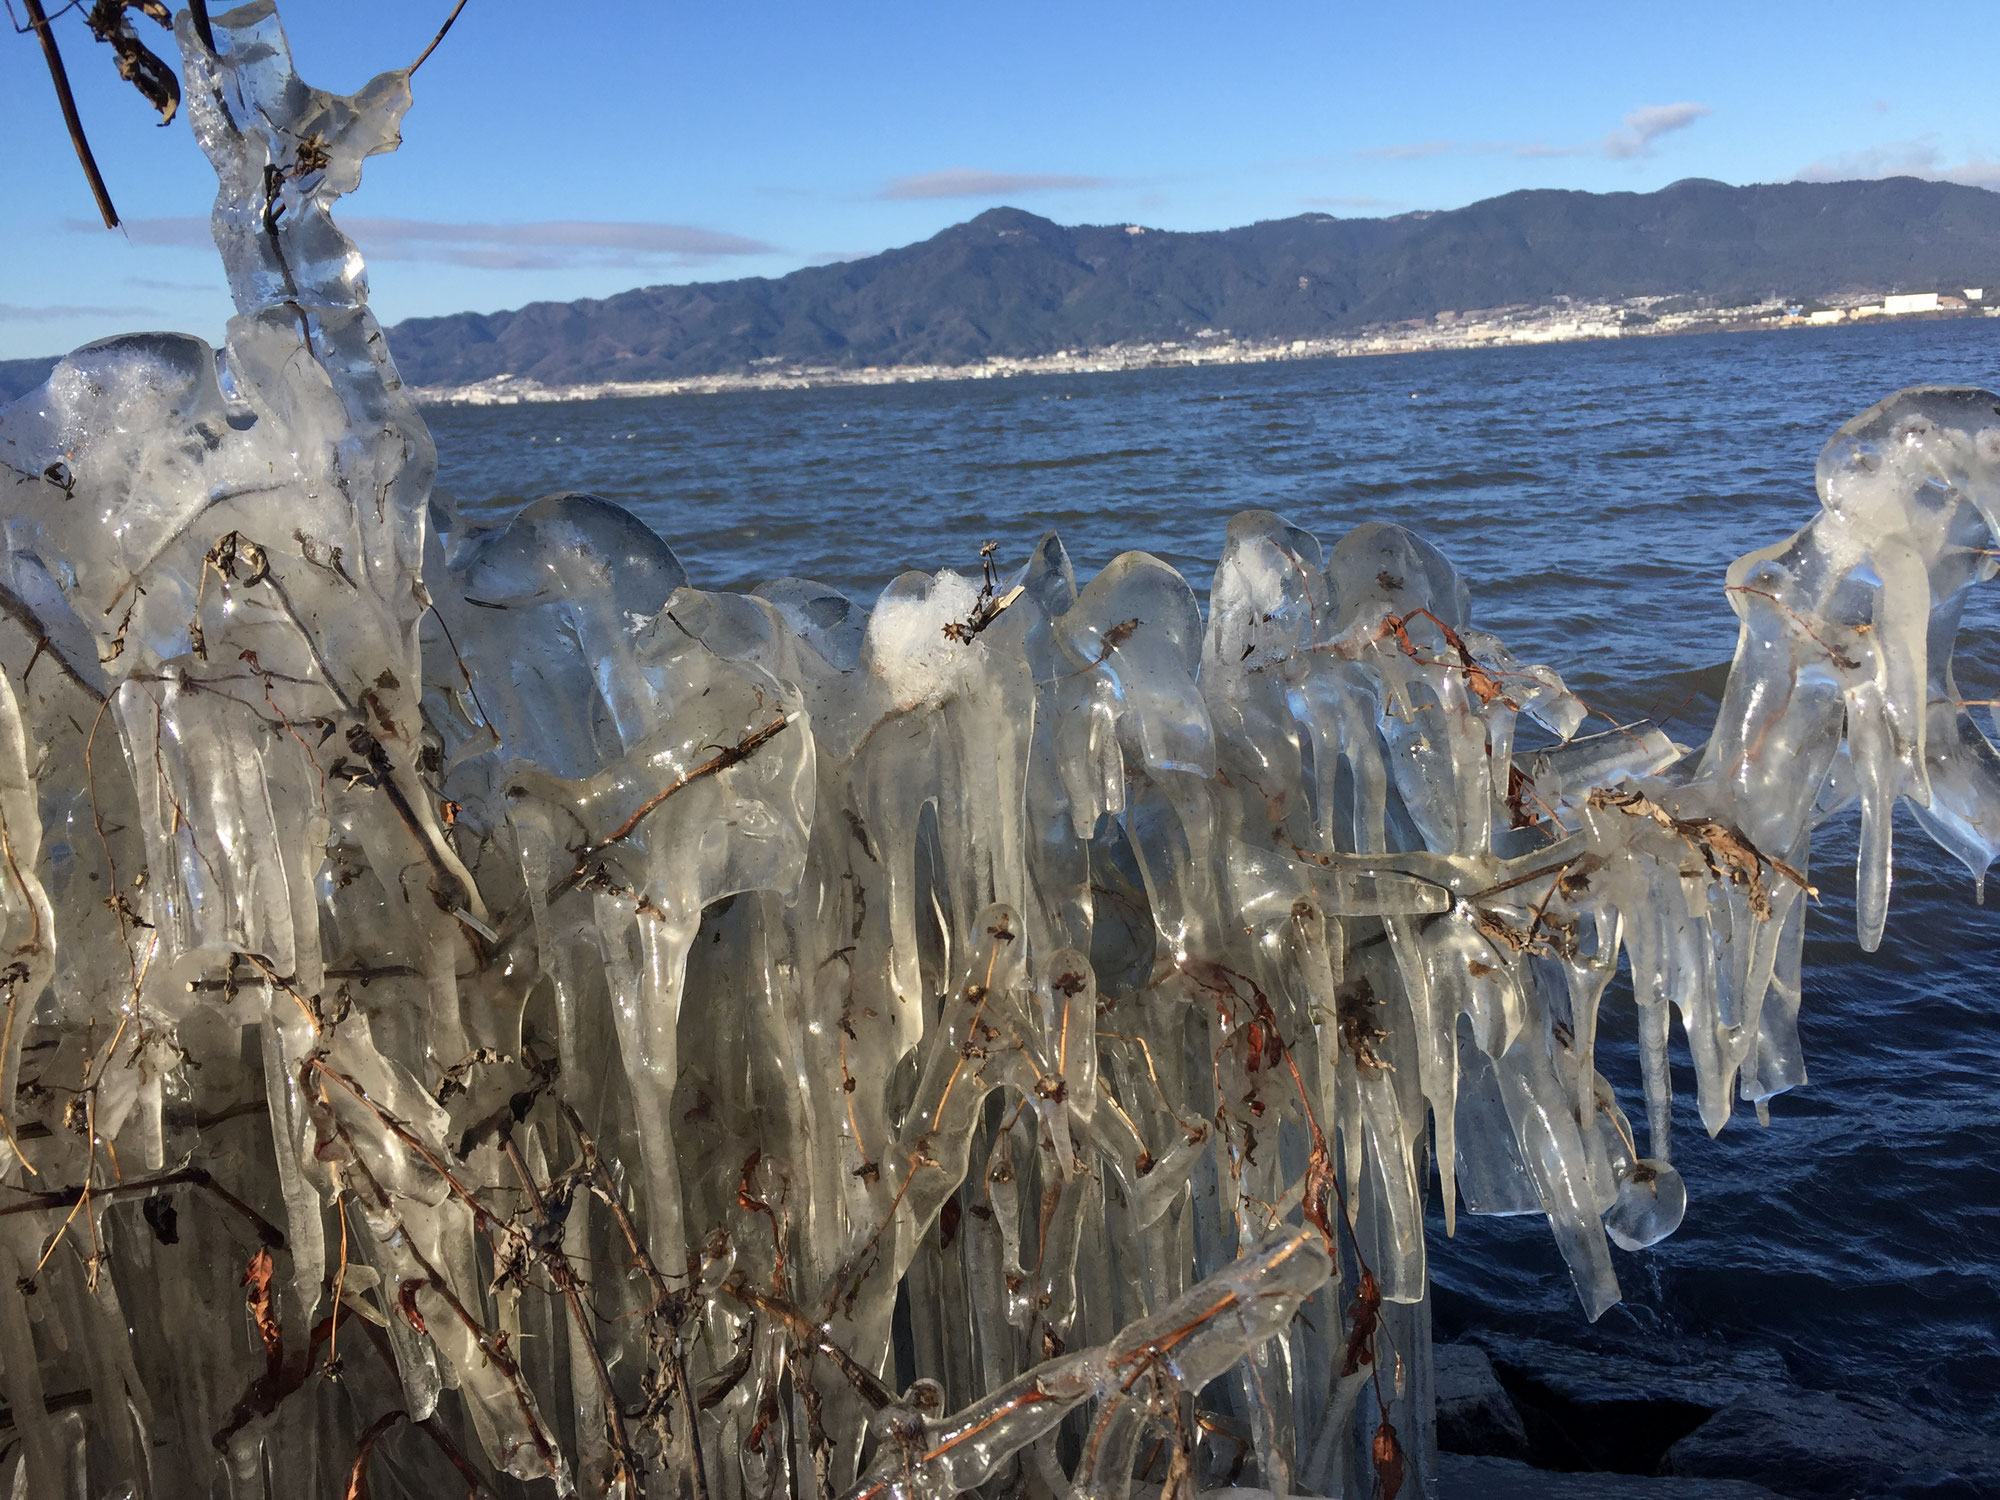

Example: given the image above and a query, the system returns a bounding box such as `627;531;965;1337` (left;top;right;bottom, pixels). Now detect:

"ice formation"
1;6;1997;1498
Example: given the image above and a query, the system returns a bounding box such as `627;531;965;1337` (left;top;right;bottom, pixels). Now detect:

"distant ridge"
5;177;1999;402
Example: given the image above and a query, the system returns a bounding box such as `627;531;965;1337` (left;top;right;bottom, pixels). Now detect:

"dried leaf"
141;1193;178;1245
1372;1413;1406;1500
242;1247;281;1370
1340;1268;1381;1376
86;0;180;125
1589;787;1816;919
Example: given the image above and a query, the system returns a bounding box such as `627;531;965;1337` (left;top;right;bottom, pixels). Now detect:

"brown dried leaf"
86;1;180;125
1588;787;1813;919
1336;976;1392;1076
1372;1414;1406;1500
1340;1268;1381;1376
242;1247;281;1371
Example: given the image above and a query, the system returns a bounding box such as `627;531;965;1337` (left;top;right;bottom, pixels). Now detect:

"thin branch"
0;579;104;702
498;1136;643;1495
0;1164;286;1247
409;0;468;74
507;713;795;936
344;1410;407;1500
723;1279;895;1411
24;0;117;228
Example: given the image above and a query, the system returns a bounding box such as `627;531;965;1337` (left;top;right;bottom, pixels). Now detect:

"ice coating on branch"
0;8;1995;1498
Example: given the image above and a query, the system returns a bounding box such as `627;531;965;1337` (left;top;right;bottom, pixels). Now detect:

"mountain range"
5;176;1999;401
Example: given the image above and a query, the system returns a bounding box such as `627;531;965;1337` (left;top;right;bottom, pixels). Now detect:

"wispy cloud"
70;215;205;244
1355;141;1453;163
1602;102;1710;160
1354;104;1710;166
126;275;223;293
1511;142;1592;160
877;167;1112;201
1795;138;2000;191
80;216;776;271
0;301;155;322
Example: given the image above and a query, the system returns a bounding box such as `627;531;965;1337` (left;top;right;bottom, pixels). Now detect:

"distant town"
416;285;1996;407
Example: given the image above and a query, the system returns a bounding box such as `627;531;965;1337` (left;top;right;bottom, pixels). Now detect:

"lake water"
429;320;2000;1464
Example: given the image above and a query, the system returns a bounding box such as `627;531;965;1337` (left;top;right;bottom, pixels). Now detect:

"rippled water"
431;319;2000;1439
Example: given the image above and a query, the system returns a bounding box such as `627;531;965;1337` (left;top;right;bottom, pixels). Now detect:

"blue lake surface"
430;319;2000;1440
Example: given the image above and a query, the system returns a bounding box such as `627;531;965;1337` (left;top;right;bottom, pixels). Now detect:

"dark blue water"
430;320;2000;1442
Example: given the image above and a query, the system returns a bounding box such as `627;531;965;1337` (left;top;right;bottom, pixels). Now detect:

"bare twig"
497;1135;644;1495
24;0;117;228
0;1164;286;1248
343;1410;408;1500
522;713;794;924
0;579;104;701
409;0;468;74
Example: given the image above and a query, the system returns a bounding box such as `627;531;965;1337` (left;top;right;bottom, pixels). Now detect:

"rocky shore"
1434;1337;2000;1498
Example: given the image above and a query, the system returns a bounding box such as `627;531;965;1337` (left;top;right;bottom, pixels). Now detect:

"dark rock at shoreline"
1458;1331;2000;1498
1440;1453;1782;1497
1664;1386;2000;1499
1468;1332;1784;1475
1435;1341;1531;1460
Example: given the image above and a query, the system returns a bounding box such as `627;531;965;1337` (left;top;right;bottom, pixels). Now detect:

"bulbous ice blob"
1326;520;1471;635
1605;1157;1688;1251
753;576;867;670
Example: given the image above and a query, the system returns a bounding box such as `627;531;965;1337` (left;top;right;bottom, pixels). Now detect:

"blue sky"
4;0;1999;359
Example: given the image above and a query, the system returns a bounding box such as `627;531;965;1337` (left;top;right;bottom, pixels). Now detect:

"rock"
1665;1386;2000;1500
1467;1332;1786;1474
1448;1332;2000;1497
1440;1453;1783;1498
1434;1341;1530;1459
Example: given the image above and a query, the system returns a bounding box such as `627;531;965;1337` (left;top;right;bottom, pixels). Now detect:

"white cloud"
0;301;155;322
877;168;1112;201
1354;106;1709;166
1355;141;1454;163
1794;139;2000;191
1602;103;1711;160
79;216;776;271
126;275;222;293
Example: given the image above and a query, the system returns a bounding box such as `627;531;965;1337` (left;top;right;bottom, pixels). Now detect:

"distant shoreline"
409;297;1997;408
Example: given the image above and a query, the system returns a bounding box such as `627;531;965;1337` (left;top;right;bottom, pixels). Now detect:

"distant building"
1940;295;1968;310
1809;309;1845;325
1966;288;1985;300
1883;291;1941;315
